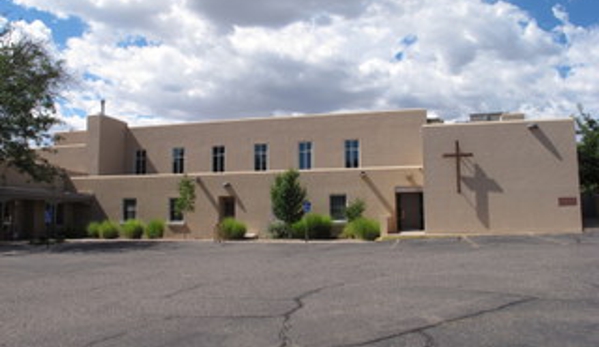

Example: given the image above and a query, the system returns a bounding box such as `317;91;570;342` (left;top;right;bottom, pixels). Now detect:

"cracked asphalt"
1;231;599;347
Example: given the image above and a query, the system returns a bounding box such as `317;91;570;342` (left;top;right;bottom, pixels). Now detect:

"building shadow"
361;175;394;214
224;185;247;212
196;177;218;212
0;240;170;255
530;127;562;160
462;164;503;229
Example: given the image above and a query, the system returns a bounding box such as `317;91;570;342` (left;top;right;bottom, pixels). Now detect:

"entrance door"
396;192;424;231
219;196;236;221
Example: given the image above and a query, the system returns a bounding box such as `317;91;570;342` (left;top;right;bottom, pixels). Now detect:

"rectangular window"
254;143;268;171
122;199;137;221
298;141;312;170
212;146;225;173
169;198;183;222
345;139;360;168
330;195;347;221
172;147;185;174
135;149;147;174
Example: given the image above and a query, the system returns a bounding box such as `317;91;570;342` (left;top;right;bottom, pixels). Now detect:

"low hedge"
292;213;333;239
342;217;380;241
99;220;120;239
86;221;101;238
145;219;165;239
121;219;144;239
219;218;247;240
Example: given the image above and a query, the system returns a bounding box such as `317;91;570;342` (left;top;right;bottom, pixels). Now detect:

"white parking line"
462;236;480;249
529;234;569;246
391;239;401;249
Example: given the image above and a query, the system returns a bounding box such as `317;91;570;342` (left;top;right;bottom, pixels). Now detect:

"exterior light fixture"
359;171;367;178
222;182;231;188
527;123;539;130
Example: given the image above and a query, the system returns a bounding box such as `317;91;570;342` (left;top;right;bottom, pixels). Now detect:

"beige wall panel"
423;119;582;234
122;110;426;175
72;167;423;238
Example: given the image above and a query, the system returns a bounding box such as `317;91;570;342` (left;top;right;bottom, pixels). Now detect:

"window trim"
345;139;360;168
135;149;147;175
212;145;225;173
298;141;313;170
329;194;348;222
122;198;137;222
172;147;185;174
168;198;184;224
254;143;268;171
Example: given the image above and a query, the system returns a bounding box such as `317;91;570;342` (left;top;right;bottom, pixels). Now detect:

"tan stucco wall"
122;110;426;174
72;166;423;238
422;119;582;234
87;115;128;175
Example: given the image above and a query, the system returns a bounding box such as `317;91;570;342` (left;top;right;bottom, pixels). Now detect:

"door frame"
218;196;236;222
395;187;424;232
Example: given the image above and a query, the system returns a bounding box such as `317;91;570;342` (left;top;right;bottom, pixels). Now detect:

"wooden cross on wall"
442;140;473;194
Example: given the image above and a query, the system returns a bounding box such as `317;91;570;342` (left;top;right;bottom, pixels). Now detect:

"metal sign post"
302;201;311;242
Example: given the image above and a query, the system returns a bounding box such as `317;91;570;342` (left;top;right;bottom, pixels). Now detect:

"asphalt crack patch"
334;296;537;347
279;284;342;347
84;331;127;347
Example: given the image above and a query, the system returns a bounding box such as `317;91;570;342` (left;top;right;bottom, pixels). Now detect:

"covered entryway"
0;186;92;240
395;189;424;232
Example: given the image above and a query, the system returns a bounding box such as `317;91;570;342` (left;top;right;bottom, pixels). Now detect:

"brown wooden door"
396;192;424;231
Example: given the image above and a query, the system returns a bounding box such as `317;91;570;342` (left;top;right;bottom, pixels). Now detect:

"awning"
0;186;93;203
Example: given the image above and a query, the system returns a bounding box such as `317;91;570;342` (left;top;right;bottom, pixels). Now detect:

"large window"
135;149;147;174
122;199;137;221
172;147;185;174
254;143;268;171
345;139;360;168
169;198;183;222
299;141;312;170
330;194;347;221
212;146;225;173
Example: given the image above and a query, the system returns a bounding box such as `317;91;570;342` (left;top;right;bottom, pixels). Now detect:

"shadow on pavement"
0;240;175;255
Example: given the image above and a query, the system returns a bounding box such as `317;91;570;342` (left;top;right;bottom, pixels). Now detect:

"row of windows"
134;140;360;175
121;195;349;223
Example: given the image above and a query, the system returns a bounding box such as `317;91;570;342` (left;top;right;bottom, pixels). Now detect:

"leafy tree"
270;169;307;232
175;175;196;217
345;198;366;222
574;105;599;193
0;26;69;183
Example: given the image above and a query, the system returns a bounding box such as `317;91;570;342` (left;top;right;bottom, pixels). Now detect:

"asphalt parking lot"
1;232;599;347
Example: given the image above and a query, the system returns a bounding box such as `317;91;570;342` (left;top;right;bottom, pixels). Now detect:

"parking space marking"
462;236;480;249
529;234;569;246
391;239;401;249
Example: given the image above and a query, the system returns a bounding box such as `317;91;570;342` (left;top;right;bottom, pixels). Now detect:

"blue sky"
1;0;598;129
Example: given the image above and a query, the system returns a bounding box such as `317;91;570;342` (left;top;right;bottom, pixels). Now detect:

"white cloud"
7;0;599;128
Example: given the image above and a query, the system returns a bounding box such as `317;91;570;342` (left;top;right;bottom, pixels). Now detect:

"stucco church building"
0;109;582;239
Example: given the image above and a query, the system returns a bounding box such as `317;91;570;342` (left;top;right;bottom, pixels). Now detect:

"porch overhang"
0;186;93;203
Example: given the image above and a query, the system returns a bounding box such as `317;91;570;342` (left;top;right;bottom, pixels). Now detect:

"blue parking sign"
302;201;312;213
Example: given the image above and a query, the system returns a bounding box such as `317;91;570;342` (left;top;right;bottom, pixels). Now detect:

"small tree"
175;175;196;218
271;169;307;234
0;26;69;183
574;105;599;193
345;198;366;222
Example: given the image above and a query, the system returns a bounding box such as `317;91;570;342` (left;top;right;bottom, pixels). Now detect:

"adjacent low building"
0;109;582;240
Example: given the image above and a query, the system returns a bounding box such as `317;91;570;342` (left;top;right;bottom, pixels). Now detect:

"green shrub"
121;219;144;239
219;218;247;240
87;221;101;238
145;219;165;239
342;217;380;241
268;221;291;239
292;213;333;239
345;198;366;222
99;220;120;239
